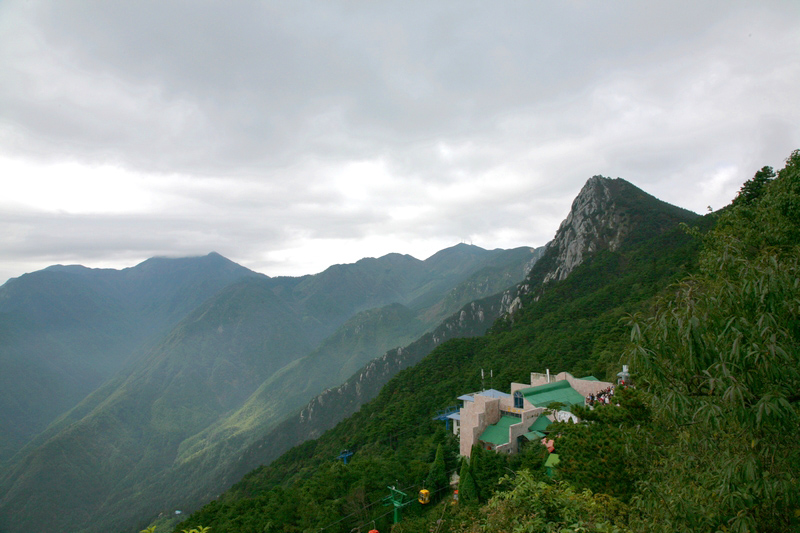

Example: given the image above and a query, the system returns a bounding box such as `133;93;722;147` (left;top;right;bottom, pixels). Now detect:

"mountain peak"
130;252;260;279
424;243;487;263
540;175;698;284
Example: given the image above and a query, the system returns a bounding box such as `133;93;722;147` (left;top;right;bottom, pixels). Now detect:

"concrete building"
455;370;614;457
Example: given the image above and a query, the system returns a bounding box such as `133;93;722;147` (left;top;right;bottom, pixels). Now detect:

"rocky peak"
529;175;699;290
541;176;629;283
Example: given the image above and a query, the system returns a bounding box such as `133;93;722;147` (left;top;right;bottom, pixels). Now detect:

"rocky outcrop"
542;176;628;284
508;175;699;312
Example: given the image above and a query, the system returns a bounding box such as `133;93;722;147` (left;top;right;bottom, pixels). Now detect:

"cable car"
418;489;431;504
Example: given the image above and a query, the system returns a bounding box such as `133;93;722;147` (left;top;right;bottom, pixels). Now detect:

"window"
513;391;524;409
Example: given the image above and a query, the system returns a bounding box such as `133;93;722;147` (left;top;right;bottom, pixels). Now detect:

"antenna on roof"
481;368;485;391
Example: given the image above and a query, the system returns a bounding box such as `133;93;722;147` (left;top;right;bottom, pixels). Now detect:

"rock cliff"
520;175;699;301
543;176;628;284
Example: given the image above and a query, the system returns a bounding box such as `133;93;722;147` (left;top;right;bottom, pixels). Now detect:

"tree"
477;470;630;533
555;388;651;501
732;165;775;206
467;443;510;502
457;458;479;504
424;443;449;500
627;150;800;533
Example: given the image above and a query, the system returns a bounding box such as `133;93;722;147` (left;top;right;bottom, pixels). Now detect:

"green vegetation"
0;244;538;533
174;151;799;533
457;457;479;504
550;387;650;503
626;150;800;533
425;443;449;501
173;177;703;532
462;473;629;533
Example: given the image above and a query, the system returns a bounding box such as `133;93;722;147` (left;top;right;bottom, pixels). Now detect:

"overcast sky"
1;1;799;284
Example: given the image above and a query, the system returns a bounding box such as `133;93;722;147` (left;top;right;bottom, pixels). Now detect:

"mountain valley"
0;236;541;533
3;160;797;533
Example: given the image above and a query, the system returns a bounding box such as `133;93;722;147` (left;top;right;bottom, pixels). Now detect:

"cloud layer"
1;1;799;282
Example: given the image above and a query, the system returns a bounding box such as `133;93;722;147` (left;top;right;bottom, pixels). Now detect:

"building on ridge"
454;370;615;457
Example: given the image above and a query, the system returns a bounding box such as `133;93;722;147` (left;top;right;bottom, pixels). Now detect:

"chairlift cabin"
418;489;431;504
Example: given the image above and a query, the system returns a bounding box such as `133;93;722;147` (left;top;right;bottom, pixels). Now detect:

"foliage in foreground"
548;387;651;503
395;471;629;533
627;150;800;532
476;471;629;533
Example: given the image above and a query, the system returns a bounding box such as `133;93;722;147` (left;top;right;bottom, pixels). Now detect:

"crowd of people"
585;386;614;406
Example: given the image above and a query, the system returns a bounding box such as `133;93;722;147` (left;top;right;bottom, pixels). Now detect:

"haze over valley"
1;2;799;532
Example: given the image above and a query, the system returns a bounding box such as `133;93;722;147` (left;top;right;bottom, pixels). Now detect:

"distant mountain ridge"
0;242;540;533
0;252;261;459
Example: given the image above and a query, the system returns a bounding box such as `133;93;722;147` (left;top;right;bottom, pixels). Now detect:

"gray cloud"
1;0;799;283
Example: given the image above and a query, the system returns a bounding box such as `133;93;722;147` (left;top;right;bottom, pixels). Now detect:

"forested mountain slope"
176;152;800;533
0;243;539;533
210;176;699;492
0;252;260;460
173;176;707;533
175;247;543;480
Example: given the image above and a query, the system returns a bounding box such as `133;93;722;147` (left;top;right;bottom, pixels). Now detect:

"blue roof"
458;389;511;402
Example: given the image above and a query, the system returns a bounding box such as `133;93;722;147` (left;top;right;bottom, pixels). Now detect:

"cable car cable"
316;466;460;531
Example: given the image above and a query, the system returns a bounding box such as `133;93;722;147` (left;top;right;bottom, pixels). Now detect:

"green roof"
528;415;552;433
581;375;600;381
519;380;585;410
523;430;546;440
479;415;519;446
